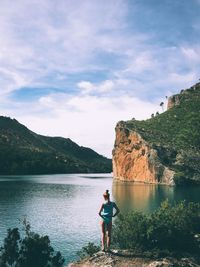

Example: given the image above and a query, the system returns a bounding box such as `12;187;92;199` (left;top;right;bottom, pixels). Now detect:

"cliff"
112;82;200;185
0;116;111;174
68;250;200;267
112;121;174;185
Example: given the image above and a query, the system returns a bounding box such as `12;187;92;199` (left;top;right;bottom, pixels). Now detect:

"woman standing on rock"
98;190;120;252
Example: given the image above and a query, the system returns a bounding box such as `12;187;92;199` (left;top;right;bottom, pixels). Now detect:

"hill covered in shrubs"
124;82;200;185
0;116;111;174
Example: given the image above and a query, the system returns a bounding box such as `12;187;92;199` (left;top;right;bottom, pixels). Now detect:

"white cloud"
168;72;197;85
98;80;114;93
181;47;197;61
77;80;115;95
77;81;95;94
122;52;155;74
0;0;200;157
0;67;30;95
1;91;158;157
181;47;200;67
0;0;130;95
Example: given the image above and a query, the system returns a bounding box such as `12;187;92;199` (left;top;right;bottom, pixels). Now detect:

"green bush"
0;219;64;267
112;212;149;250
112;201;200;254
77;242;100;259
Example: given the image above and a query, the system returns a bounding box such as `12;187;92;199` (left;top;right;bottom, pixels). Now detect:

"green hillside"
0;116;111;174
125;83;200;185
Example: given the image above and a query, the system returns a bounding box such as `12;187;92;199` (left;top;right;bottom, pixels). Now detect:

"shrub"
77;242;100;259
112;212;149;250
112;201;200;254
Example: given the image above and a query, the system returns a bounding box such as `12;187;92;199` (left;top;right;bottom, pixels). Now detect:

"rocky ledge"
68;250;200;267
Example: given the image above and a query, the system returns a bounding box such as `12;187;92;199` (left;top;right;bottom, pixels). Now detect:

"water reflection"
112;181;176;213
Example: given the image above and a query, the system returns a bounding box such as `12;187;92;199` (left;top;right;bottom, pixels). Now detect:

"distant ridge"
0;116;111;174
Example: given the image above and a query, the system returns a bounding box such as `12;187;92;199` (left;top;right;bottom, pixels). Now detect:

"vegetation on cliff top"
125;83;200;184
0;116;111;174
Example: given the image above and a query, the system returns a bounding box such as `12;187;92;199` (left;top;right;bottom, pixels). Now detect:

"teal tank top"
101;201;115;224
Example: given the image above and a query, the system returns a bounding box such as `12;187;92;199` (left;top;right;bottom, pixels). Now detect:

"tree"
0;228;20;267
0;220;65;267
160;102;164;111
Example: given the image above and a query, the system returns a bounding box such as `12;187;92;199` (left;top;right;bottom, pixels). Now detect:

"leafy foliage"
112;212;149;250
0;219;64;267
112;201;200;254
0;228;20;267
125;83;200;184
0;116;111;174
77;242;100;259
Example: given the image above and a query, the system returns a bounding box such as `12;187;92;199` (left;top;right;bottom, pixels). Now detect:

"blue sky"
0;0;200;157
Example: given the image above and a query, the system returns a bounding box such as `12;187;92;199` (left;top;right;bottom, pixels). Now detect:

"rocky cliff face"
167;94;181;109
167;82;200;110
112;82;200;185
112;121;175;185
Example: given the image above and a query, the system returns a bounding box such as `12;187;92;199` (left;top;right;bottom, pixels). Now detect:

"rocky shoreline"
67;250;200;267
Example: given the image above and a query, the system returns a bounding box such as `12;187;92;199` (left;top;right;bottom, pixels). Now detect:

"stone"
112;123;175;185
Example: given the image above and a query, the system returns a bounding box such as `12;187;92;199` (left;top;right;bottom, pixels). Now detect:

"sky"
0;0;200;157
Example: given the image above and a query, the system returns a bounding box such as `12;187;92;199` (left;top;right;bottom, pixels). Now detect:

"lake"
0;174;200;265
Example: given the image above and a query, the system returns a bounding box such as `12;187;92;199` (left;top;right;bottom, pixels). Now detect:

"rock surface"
68;250;200;267
112;121;175;185
167;82;200;110
167;94;181;110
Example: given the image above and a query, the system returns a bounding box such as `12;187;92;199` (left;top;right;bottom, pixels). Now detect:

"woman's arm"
98;204;104;218
113;202;120;217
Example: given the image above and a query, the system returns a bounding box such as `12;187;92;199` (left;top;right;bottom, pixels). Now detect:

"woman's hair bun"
103;189;110;197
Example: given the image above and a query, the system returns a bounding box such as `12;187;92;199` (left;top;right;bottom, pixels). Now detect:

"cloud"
167;72;197;85
77;80;115;95
0;0;130;94
1;0;200;157
122;52;155;74
1;90;158;157
77;81;95;94
1;0;198;101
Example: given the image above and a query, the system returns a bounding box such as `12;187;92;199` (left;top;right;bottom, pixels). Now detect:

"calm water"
0;174;200;265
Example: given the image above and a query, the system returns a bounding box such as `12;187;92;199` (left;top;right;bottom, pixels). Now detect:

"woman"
98;189;120;252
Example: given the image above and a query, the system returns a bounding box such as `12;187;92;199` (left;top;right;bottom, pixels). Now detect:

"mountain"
0;116;111;174
112;82;200;185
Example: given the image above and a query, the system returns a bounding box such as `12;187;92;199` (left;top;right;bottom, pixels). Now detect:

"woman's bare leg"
100;221;106;250
106;222;112;250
